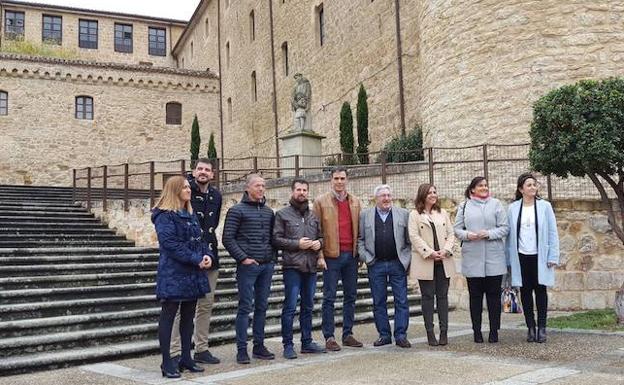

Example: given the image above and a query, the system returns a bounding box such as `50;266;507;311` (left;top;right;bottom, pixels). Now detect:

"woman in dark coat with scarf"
152;175;213;378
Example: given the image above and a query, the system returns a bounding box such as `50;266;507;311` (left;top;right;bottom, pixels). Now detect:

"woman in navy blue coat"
152;175;213;378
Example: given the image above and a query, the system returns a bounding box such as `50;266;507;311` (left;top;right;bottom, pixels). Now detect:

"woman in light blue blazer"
506;173;559;344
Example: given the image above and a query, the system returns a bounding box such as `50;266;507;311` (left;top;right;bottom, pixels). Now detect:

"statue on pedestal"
291;73;312;132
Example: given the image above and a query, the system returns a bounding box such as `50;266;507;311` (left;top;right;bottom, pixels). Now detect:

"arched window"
227;98;232;123
225;41;230;68
0;91;7;115
166;102;182;125
251;71;257;102
249;10;255;41
281;42;289;77
204;17;209;37
75;96;93;120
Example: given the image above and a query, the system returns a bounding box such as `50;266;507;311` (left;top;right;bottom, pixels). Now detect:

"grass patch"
549;309;624;331
1;39;77;60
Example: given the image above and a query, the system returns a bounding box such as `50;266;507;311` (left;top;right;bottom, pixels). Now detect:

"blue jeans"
281;268;317;347
321;252;358;341
235;262;274;350
368;259;409;341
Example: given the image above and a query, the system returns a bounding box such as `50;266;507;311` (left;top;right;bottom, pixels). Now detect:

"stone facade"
175;0;624;160
0;54;219;186
0;1;185;66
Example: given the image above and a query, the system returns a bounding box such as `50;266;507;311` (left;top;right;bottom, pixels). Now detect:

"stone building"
3;0;624;184
0;1;219;185
176;0;624;162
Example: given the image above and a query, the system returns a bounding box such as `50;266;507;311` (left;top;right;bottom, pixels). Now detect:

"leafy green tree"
190;115;201;165
381;127;424;163
356;84;370;164
339;102;355;164
530;77;624;244
207;132;217;160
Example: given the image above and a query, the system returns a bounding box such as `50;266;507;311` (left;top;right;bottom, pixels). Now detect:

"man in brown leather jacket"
313;167;363;351
273;178;326;359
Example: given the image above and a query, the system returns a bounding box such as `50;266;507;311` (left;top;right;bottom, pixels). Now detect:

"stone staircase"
0;184;423;375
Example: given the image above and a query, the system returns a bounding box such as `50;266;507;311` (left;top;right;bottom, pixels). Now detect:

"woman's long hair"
515;172;540;201
414;183;440;214
464;176;487;199
153;175;193;213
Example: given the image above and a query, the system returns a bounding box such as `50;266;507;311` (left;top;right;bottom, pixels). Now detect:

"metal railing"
73;143;607;211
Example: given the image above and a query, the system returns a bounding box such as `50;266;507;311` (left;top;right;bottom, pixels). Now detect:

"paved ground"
3;310;624;385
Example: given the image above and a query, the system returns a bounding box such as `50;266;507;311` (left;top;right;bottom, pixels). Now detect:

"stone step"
0;204;85;212
0;277;374;304
0;246;158;257
0;221;109;229
0;304;425;376
0;239;136;248
0;253;159;265
0;234;130;242
0;210;94;218
0;195;75;203
0;215;100;223
0;293;421;338
0;228;119;235
0;296;422;358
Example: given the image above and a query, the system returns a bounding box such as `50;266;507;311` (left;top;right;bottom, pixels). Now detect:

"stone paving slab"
1;311;623;385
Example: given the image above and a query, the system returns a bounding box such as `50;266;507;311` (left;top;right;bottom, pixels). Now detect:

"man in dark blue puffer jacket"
223;174;276;364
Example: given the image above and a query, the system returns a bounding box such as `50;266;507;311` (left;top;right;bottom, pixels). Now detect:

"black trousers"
466;275;502;332
159;300;197;367
519;255;548;329
418;262;450;332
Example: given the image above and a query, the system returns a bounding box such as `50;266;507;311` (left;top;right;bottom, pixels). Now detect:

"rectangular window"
227;98;232;123
114;23;133;53
251;71;257;102
0;92;7;116
166;102;182;125
76;96;93;120
42;15;62;45
148;27;166;56
79;19;98;49
4;11;25;40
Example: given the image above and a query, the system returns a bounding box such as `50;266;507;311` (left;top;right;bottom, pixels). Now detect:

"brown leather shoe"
395;339;412;348
342;335;363;348
325;338;341;351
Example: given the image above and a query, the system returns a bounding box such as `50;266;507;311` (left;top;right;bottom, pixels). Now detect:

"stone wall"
0;54;219;186
179;0;624;157
0;1;185;67
91;182;624;310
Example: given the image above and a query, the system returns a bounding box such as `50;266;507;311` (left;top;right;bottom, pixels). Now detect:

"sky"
10;0;200;21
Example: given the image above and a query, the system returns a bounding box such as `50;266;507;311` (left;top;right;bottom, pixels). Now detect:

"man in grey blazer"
358;184;412;348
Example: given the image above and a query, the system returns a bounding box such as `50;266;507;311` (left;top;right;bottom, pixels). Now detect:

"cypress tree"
339;102;354;164
356;84;370;164
207;132;217;160
190;115;201;165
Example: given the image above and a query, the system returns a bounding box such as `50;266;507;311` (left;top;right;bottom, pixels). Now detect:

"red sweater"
336;199;353;253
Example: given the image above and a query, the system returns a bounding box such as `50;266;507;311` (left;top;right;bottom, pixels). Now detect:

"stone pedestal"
279;131;325;177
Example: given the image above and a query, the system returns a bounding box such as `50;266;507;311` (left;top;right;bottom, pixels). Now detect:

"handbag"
502;287;522;314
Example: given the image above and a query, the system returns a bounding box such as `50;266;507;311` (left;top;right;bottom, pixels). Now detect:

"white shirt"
518;204;538;255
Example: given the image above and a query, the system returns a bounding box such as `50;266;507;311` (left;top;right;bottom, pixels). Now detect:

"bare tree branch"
588;172;624;243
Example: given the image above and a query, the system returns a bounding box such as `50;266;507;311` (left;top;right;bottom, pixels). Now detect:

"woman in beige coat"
409;183;456;346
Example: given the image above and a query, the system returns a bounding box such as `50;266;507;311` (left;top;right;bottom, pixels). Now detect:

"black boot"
527;327;536;343
438;330;448;346
473;330;484;343
488;329;498;343
537;327;547;343
426;330;439;346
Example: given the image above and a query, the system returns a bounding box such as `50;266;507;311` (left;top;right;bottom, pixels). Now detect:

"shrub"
380;127;424;163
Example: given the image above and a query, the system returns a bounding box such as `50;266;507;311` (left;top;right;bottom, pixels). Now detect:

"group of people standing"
151;161;560;378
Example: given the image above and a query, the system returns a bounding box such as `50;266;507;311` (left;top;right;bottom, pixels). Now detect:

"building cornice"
0;0;189;26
